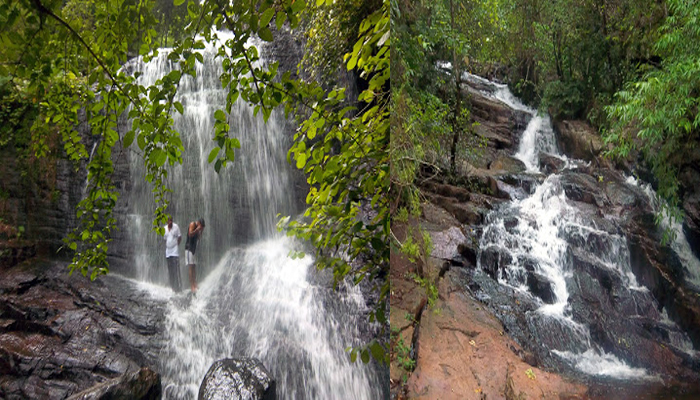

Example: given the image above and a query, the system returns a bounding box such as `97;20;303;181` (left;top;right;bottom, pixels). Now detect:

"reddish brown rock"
406;270;587;400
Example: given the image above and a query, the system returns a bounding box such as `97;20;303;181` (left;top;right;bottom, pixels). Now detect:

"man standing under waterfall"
164;217;182;292
185;218;205;293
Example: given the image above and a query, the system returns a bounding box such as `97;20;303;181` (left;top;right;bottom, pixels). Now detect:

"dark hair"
198;218;205;227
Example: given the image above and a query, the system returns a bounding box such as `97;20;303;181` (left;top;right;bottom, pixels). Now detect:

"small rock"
526;271;555;304
538;152;566;174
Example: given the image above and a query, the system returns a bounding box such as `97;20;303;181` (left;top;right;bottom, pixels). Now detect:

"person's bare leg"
193;264;198;291
189;264;197;292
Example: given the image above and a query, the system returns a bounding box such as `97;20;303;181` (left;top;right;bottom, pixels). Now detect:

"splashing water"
159;238;381;399
121;33;384;398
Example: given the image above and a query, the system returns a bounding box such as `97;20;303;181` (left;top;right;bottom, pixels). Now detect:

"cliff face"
0;111;94;263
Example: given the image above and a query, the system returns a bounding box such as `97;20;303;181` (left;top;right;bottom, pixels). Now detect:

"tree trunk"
449;0;461;176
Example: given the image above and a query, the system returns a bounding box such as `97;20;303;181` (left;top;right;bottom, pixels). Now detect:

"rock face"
394;73;700;399
66;367;161;400
406;269;587;400
198;358;276;400
0;134;91;257
554;119;605;162
0;260;165;399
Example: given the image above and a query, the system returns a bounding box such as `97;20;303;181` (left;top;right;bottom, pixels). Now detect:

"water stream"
470;74;698;380
121;34;384;399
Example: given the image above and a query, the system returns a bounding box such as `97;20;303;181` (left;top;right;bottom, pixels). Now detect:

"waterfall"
472;75;672;380
123;33;384;399
462;72;559;171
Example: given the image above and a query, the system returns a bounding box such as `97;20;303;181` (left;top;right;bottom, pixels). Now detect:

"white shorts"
185;250;196;265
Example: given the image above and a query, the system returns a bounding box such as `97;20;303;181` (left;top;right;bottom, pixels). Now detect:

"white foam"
552;349;658;381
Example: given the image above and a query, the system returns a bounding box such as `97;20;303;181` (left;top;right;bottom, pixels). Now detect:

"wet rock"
0;243;36;270
499;174;541;195
457;242;478;267
495;179;527;200
567;248;622;292
198;358;276;400
559;171;608;207
66;367;161;400
0;261;166;399
538;152;566;174
480;246;512;280
526;271;555;304
683;192;700;261
554;119;604;162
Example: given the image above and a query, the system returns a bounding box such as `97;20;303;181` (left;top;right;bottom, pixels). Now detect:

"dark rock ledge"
0;259;166;399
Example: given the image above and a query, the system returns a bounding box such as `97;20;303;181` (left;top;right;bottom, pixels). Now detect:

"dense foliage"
0;0;388;360
391;0;494;214
604;0;700;227
482;0;664;123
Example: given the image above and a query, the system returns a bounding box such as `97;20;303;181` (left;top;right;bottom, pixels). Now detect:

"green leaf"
260;8;275;27
137;133;147;150
123;130;135;147
296;152;307;169
208;147;220;163
276;12;287;30
360;349;370;364
174;102;184;114
174;0;186;6
258;27;273;42
369;341;384;363
214;109;227;121
291;0;306;14
152;148;167;167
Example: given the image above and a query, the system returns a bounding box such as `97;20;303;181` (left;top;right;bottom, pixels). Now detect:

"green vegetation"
393;0;699;234
1;0;387;361
394;336;416;371
604;0;700;226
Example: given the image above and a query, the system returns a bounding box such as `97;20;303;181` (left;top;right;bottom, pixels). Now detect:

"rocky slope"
0;259;166;399
390;74;700;399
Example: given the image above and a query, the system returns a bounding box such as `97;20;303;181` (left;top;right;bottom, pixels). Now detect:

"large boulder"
559;171;609;207
66;367;161;400
198;358;276;400
554;119;604;162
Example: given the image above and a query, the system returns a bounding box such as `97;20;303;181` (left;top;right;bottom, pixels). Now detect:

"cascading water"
462;72;558;171
122;33;384;399
471;75;698;380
